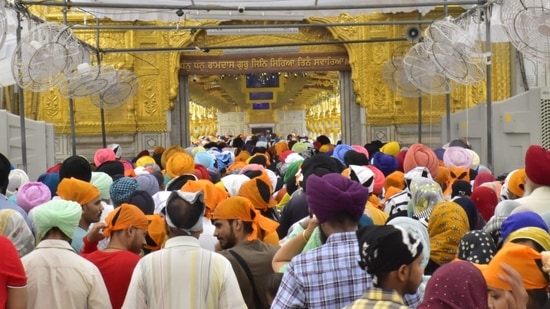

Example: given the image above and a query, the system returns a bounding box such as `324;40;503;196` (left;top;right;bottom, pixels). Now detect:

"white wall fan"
500;0;550;64
58;62;117;98
0;0;7;50
382;56;422;98
402;40;455;95
11;22;80;92
425;17;486;85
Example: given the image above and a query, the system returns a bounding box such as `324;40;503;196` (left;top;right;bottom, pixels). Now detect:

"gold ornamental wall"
28;7;511;135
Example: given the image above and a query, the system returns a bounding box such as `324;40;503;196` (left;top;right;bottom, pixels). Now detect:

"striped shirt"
345;288;409;309
122;236;246;309
272;231;420;309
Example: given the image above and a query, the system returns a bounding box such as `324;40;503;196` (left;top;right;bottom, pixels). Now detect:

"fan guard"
382;57;421;98
425;19;486;85
0;2;7;50
58;63;117;98
500;0;550;64
402;41;455;95
97;69;139;109
11;23;80;92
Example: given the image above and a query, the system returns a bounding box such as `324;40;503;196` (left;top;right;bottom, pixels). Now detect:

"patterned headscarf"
419;261;488;309
428;201;469;266
407;178;444;222
483;199;520;244
457;230;496;264
387;216;431;269
0;209;34;256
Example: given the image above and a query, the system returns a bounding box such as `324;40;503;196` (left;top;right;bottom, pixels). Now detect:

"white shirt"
199;217;218;251
122;236;246;309
22;239;112;309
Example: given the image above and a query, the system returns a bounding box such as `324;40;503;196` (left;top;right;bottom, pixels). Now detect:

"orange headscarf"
103;203;149;238
180;179;229;219
237;173;277;211
508;168;526;198
226;160;247;173
480;242;548;290
57;177;100;205
235;150;251;162
212;196;279;242
144;214;166;252
384;171;406;192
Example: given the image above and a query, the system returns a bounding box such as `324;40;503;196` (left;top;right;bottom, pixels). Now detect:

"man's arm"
270;262;307;309
7;287;27;309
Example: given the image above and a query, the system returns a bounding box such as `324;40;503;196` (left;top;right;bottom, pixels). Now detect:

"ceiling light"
207;27;299;36
186;10;305;21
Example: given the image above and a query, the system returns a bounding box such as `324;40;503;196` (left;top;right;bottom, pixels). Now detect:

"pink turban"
367;165;385;195
93;148;116;167
403;143;439;178
16;182;52;213
351;145;370;160
443;146;473;169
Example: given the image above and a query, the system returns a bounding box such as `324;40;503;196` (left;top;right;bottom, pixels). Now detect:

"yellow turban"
57;177;100;205
135;155;156;168
381;141;400;157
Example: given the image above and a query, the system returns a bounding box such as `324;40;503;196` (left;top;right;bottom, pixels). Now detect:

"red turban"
525;145;550;186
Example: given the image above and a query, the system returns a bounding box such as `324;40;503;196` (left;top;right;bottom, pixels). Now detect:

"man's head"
104;203;149;254
59;155;92;182
306;173;368;236
212;196;278;249
357;225;424;295
32;199;83;240
525;145;550;190
57;177;103;225
0;153;10;195
163;190;205;238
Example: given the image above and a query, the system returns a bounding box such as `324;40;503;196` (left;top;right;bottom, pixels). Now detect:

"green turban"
33;199;82;239
91;171;113;200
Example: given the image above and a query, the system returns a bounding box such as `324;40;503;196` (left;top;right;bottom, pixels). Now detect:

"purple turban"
306;173;368;224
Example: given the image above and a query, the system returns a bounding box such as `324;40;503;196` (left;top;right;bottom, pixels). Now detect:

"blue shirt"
71;226;87;253
272;231;420;309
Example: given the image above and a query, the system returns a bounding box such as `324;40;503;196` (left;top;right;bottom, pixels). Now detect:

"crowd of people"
1;133;550;309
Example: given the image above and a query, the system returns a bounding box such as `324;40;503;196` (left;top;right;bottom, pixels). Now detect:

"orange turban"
57;177;100;205
166;152;195;179
103;203;149;238
403;143;439;178
160;145;185;169
384;171;406;192
226;160;247;173
212;196;279;242
237;174;277;212
274;141;289;156
235;150;251;162
181;179;229;219
480;242;548;290
144;214;166;252
449;166;470;183
435;166;450;189
508;168;526;198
